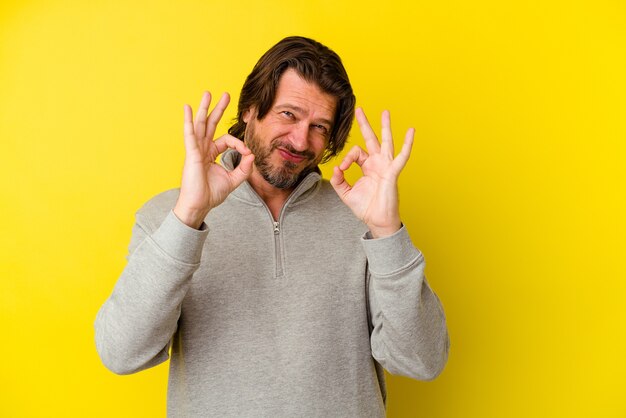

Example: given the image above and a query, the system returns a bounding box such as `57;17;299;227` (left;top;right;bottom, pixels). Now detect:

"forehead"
273;69;337;122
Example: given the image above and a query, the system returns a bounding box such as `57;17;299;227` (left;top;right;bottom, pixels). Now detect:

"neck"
247;167;294;221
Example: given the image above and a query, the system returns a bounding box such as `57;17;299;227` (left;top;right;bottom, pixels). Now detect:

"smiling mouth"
278;148;307;164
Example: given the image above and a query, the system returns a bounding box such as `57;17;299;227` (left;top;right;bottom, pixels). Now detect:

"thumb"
330;166;351;200
228;153;255;188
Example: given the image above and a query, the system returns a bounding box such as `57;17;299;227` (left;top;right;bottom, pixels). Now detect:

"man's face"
243;69;337;190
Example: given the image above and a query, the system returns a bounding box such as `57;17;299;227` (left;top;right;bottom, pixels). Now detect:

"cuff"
361;225;423;276
149;210;209;264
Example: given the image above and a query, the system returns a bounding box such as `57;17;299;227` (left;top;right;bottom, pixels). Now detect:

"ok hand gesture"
330;108;414;238
173;92;255;229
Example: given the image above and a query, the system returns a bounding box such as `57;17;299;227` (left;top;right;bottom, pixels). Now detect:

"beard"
244;121;320;189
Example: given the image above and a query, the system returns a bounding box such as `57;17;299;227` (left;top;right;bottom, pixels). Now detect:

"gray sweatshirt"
95;150;449;417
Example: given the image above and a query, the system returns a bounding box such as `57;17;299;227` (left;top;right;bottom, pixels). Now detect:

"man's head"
229;36;355;165
240;68;338;189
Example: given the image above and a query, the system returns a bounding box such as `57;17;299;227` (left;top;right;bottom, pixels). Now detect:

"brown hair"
228;36;355;163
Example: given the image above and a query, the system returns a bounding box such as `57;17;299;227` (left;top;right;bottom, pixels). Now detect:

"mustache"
271;141;315;161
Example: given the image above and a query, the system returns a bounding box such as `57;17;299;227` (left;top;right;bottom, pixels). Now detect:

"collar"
221;148;322;207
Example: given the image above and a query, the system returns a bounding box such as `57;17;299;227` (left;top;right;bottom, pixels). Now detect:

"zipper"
273;221;283;278
245;175;316;279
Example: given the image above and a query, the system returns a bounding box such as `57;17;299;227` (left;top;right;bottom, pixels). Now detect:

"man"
95;36;449;417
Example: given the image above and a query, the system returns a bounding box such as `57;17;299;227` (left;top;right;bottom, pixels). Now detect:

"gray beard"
258;161;309;190
244;123;318;190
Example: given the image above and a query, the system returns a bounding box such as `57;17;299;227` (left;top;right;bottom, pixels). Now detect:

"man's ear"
243;107;256;124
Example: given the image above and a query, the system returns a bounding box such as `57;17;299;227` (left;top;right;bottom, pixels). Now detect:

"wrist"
368;222;402;239
173;203;209;230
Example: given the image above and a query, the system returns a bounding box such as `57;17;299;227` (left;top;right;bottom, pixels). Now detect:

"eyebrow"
275;103;334;127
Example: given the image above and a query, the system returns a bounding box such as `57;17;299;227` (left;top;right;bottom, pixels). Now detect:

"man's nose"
287;122;309;151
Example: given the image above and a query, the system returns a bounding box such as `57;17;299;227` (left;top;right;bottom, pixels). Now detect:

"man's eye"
282;111;294;118
314;124;328;133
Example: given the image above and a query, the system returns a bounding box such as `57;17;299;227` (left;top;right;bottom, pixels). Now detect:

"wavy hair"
228;36;355;163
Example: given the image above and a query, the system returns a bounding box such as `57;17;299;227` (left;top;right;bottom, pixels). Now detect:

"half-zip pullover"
95;149;449;417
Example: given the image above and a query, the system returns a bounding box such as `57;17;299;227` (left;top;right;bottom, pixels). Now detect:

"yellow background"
1;0;625;416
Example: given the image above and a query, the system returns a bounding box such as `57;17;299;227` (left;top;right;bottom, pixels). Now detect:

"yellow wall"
1;0;624;416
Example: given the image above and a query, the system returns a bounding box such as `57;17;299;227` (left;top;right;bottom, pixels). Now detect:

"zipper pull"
273;221;280;234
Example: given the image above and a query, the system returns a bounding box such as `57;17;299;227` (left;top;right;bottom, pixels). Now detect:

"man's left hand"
330;108;414;238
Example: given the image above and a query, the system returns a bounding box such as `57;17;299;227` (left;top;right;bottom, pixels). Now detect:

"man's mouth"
277;148;307;164
272;142;315;165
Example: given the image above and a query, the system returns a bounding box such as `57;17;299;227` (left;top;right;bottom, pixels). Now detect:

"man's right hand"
173;92;255;229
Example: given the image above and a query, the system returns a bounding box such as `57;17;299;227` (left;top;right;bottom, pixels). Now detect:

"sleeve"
94;210;209;375
362;225;450;381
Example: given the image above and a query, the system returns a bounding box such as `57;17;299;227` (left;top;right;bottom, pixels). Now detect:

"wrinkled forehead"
273;69;338;123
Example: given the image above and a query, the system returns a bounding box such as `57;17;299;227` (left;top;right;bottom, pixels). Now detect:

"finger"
213;134;251;157
194;91;212;139
183;104;199;153
205;92;230;140
380;110;394;157
391;127;415;175
339;145;368;171
227;153;255;188
329;166;352;200
355;107;381;154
